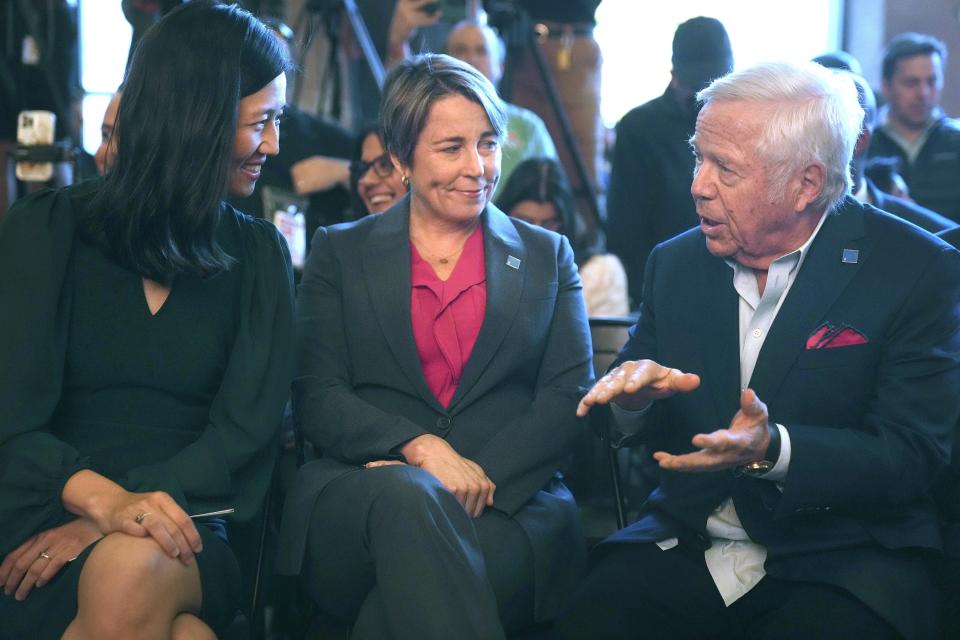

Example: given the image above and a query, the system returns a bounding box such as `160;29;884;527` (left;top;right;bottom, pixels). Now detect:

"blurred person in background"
349;124;409;216
496;156;627;316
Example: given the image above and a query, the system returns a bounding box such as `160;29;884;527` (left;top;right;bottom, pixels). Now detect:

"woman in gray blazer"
276;54;593;639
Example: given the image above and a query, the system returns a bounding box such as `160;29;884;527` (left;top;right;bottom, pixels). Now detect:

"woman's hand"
94;490;203;565
62;470;202;566
400;434;496;517
0;518;102;601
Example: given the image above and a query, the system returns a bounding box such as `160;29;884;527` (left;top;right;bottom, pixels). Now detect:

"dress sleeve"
0;189;88;555
120;217;296;521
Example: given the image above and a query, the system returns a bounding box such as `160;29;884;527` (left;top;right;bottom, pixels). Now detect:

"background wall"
847;0;960;115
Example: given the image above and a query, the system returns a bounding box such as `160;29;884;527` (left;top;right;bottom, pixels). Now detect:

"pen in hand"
188;508;235;520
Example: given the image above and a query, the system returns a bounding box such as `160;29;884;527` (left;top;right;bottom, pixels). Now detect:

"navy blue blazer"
276;197;594;621
607;197;960;640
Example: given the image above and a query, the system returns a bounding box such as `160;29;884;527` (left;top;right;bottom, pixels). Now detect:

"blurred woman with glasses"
350;125;409;216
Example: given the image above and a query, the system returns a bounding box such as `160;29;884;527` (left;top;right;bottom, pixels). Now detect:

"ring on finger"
134;511;152;525
38;550;51;560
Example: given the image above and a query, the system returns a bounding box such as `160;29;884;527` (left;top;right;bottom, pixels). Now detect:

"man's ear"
794;162;825;212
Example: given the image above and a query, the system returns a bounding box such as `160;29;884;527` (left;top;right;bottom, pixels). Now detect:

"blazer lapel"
362;198;446;413
448;205;525;411
693;242;742;424
750;198;869;401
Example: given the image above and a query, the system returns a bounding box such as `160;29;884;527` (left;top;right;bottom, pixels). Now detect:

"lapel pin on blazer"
506;255;521;269
841;248;859;264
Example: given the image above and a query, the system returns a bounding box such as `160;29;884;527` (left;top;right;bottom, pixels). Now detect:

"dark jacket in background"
867;179;956;234
605;86;698;307
868;115;960;222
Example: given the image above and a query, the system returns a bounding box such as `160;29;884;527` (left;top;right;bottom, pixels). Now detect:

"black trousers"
302;464;535;640
555;541;901;640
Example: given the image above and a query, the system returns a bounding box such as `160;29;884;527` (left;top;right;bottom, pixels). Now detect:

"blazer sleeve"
293;227;428;462
776;245;960;515
0;189;88;554
471;236;595;515
119;218;295;521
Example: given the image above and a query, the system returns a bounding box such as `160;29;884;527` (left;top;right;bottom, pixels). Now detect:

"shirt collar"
724;210;830;286
410;225;486;304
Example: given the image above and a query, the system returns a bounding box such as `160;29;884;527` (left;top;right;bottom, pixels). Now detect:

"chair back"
588;315;635;377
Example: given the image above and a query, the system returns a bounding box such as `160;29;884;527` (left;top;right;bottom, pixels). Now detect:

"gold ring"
134;511;151;525
38;550;51;560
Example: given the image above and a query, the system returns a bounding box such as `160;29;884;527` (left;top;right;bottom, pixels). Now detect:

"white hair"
697;61;864;212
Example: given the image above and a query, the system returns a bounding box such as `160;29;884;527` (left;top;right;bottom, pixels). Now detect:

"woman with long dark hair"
496;157;629;316
0;3;294;638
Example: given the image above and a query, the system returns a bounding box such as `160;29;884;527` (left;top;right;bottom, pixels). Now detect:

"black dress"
0;181;295;639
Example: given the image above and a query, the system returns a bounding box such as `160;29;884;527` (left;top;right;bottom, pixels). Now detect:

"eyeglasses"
351;153;395;180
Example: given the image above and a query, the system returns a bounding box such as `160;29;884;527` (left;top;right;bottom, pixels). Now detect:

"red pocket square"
824;326;868;348
805;323;868;349
805;324;833;350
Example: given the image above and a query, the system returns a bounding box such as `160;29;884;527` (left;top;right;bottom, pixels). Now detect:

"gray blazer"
276;197;594;621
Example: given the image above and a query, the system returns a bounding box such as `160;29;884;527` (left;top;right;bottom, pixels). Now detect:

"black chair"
584;316;635;530
223;438;283;640
586;315;660;531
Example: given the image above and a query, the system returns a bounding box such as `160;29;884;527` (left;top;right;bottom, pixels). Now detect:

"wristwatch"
736;424;781;477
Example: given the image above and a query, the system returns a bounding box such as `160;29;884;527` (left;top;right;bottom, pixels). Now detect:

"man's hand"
653;388;772;472
0;518;102;601
576;359;701;417
400;434;495;518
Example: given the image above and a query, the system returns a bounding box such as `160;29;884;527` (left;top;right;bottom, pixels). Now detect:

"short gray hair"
380;53;507;167
698;61;863;212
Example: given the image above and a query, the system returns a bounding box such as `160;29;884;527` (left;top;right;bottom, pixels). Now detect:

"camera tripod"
493;3;601;230
291;0;385;125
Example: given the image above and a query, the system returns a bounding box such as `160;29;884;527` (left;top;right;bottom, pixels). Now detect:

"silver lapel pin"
506;255;521;269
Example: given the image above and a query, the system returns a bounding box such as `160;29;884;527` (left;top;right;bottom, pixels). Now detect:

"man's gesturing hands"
576;359;701;416
577;360;775;473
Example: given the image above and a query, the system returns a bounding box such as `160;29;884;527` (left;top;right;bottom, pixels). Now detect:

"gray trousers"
303;464;536;640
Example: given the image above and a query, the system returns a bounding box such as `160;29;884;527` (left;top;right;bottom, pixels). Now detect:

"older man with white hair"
559;61;960;640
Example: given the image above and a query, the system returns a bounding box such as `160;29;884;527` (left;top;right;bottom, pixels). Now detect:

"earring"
401;175;410;187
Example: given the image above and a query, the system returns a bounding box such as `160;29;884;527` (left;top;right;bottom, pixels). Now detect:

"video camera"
14;110;77;182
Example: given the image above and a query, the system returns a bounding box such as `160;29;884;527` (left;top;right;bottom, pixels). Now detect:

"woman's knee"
171;613;216;640
368;466;461;519
74;532;201;637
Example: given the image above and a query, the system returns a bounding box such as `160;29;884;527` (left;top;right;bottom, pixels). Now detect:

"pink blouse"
410;226;487;407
